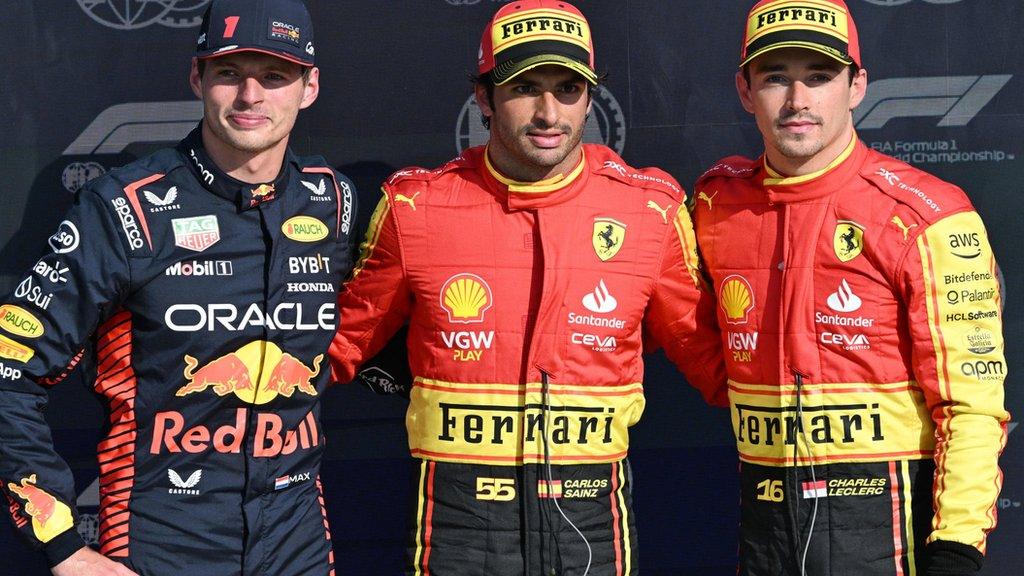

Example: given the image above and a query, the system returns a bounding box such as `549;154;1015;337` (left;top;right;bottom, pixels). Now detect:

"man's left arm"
900;208;1009;574
644;203;728;407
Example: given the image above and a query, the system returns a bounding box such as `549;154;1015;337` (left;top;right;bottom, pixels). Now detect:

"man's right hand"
52;547;138;576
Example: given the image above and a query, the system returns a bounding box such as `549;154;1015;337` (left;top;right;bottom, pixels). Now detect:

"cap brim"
740;42;853;68
196;46;314;67
493;54;598;86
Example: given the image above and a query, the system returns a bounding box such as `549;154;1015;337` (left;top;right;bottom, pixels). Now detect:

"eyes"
761;72;838;86
510;82;585;96
211;67;295;84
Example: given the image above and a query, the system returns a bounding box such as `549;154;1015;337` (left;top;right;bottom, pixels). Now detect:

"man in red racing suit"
692;1;1009;574
328;2;726;574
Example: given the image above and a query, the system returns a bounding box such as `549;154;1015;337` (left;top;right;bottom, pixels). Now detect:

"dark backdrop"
1;1;1020;574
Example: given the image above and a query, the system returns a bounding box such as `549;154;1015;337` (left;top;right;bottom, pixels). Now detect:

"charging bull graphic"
176;341;321;405
7;474;74;543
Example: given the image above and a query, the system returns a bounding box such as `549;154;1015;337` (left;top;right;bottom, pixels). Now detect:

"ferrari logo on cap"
833;220;864;262
592;218;626;261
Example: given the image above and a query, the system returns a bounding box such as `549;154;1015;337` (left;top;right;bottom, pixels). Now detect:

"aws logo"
948;232;982;259
720;275;755;325
440;273;493;324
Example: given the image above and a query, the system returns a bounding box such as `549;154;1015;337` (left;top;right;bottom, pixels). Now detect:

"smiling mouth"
228;114;269;128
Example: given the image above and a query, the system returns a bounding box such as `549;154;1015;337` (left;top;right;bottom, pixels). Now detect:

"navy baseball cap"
196;0;315;67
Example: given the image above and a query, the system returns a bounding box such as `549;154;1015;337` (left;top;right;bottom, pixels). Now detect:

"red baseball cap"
478;0;598;85
740;0;861;68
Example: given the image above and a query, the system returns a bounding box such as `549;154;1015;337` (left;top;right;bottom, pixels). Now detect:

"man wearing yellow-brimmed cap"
691;1;1008;574
329;1;727;574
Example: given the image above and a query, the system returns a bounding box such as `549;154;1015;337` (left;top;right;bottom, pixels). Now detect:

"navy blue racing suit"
0;126;356;575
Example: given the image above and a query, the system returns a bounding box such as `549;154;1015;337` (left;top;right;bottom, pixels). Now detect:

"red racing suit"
693;136;1009;575
329;144;726;575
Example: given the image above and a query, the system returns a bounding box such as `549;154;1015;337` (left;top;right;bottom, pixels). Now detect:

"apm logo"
455;86;626;154
854;75;1011;130
77;0;211;30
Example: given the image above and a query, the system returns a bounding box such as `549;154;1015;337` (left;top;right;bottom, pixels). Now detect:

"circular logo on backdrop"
61;162;107;194
455;86;626;155
76;0;211;30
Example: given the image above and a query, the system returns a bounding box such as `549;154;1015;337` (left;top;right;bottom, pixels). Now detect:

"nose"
534;91;559;127
786;80;811;112
236;76;264;106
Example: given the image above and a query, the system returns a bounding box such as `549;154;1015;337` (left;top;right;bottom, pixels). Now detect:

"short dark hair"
741;63;860;86
196;59;313;83
470;70;604;130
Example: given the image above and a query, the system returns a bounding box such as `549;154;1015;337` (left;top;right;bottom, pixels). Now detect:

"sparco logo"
111;197;145;250
76;0;211;30
456;86;626;154
855;76;1011;130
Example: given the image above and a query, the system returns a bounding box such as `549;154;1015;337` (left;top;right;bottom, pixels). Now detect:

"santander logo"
582;280;617;313
827;280;862;313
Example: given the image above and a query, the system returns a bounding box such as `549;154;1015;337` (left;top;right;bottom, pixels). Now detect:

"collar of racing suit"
176;124;298;211
759;133;864;204
479;146;589;211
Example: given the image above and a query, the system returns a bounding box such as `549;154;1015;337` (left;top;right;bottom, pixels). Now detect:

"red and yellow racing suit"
330;144;725;575
693;136;1009;575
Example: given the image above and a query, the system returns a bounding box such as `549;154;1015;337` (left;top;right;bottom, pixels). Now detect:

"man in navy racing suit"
0;1;357;574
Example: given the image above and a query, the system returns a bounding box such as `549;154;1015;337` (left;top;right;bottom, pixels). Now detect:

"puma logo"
697;190;718;210
394;191;421;211
646;200;671;224
891;215;918;240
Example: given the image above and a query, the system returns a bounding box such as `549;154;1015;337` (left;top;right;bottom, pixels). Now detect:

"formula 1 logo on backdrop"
855;76;1011;130
77;0;211;30
61;101;203;193
856;76;1016;165
456;86;626;155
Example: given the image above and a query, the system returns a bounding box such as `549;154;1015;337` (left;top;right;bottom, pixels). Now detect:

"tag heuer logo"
172;215;220;252
592;218;626;261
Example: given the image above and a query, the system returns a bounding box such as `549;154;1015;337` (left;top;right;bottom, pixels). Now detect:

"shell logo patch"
440;274;493;324
720;274;755;325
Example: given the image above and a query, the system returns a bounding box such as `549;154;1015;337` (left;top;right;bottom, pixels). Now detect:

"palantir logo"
456;86;626;154
77;0;211;30
855;76;1011;130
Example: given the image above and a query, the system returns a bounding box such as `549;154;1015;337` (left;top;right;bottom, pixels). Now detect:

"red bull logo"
151;408;320;457
249;184;276;207
175;341;321;405
7;474;73;543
